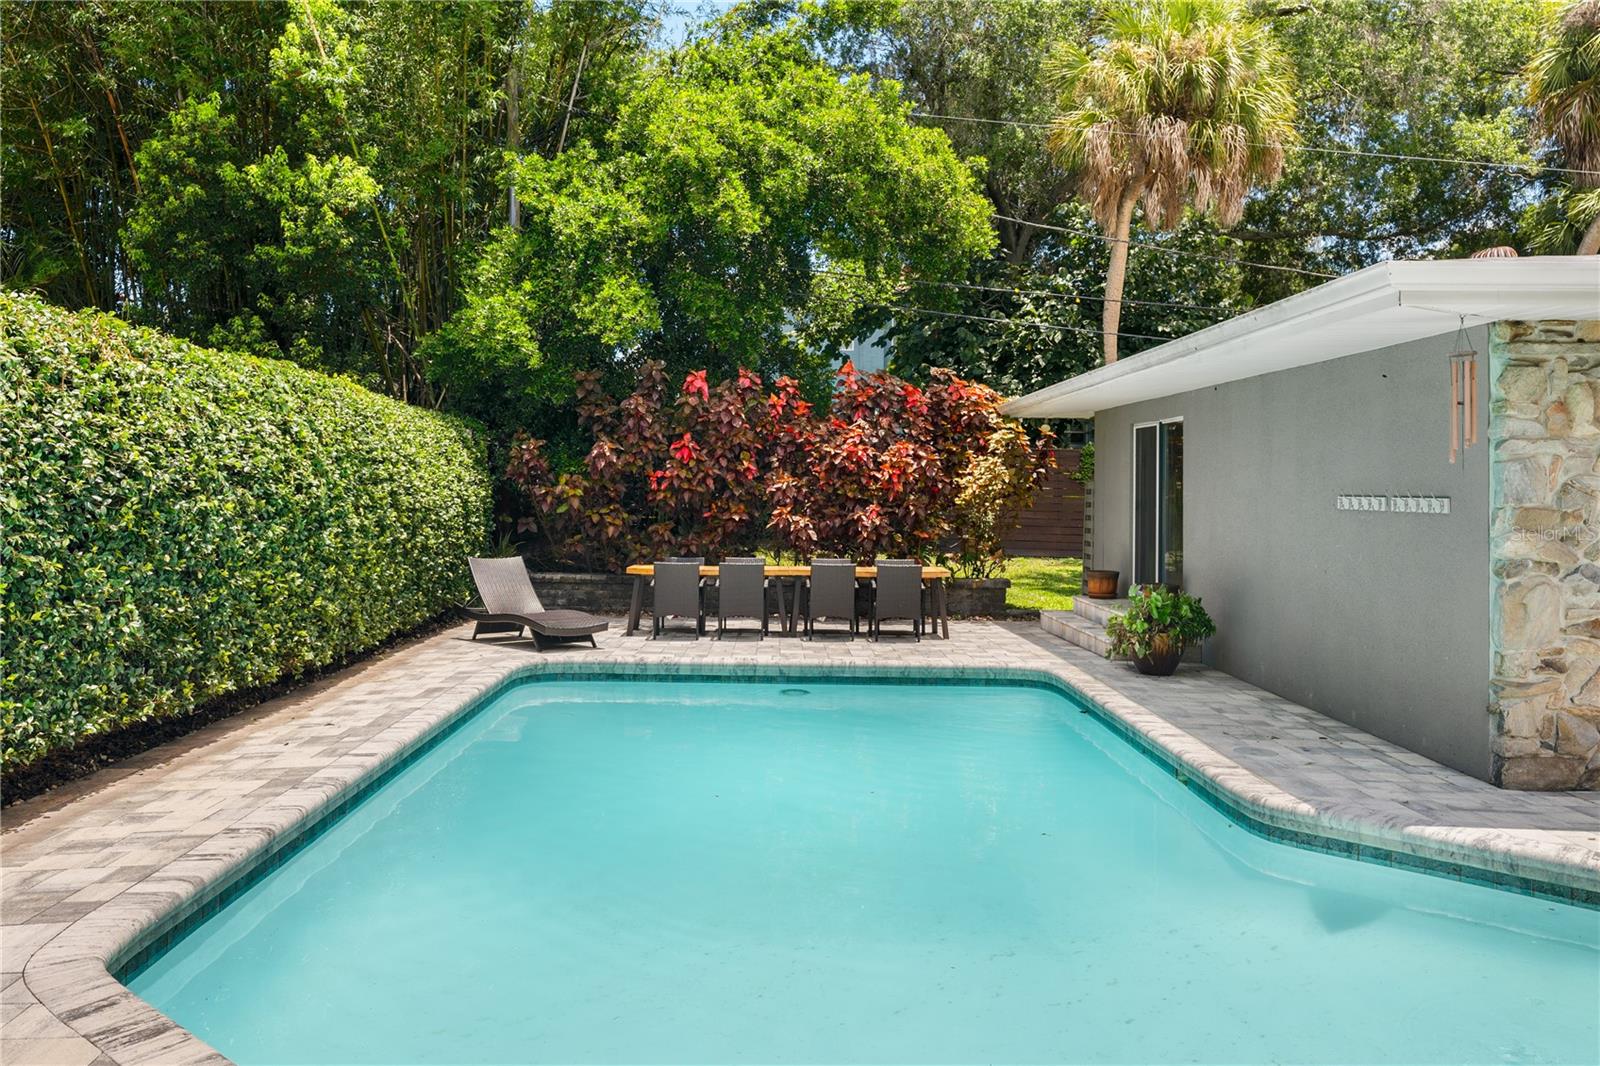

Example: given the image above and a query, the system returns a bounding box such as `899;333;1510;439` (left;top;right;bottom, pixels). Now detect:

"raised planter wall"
528;571;1010;619
944;578;1010;618
527;572;637;615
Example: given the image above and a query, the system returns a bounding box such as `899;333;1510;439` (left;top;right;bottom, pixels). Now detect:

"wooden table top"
626;563;952;579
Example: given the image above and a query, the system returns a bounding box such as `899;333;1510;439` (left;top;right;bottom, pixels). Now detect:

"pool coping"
10;645;1600;1066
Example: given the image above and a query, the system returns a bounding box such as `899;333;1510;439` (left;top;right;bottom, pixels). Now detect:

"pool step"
1040;609;1113;658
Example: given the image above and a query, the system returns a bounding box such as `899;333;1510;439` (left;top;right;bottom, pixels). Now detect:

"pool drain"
781;688;811;696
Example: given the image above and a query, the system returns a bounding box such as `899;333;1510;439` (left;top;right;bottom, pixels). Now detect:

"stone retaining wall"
1489;319;1600;790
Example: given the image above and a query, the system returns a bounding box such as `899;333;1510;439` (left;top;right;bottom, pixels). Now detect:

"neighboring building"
1004;257;1600;790
838;327;891;373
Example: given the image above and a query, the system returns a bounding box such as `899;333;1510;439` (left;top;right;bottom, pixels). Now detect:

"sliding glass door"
1132;420;1183;587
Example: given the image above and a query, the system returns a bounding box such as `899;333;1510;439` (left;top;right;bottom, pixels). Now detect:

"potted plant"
1104;585;1216;676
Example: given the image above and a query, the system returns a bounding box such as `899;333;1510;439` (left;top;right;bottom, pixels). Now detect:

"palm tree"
1045;0;1296;363
1528;0;1600;256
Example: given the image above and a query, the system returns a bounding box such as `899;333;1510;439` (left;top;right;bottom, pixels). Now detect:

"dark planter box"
529;571;792;618
945;578;1010;618
527;572;637;615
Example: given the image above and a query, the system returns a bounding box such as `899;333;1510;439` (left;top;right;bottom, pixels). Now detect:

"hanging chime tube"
1467;356;1478;447
1450;358;1461;463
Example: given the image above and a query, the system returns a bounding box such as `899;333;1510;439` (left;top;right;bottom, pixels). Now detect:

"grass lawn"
1003;556;1083;611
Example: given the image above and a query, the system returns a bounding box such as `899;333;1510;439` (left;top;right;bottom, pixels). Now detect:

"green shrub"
0;294;490;773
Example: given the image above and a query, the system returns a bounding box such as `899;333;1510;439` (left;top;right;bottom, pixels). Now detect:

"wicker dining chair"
651;559;705;638
870;560;922;641
716;557;771;639
804;558;859;640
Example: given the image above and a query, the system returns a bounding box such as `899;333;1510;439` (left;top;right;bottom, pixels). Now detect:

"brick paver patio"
3;620;1597;1066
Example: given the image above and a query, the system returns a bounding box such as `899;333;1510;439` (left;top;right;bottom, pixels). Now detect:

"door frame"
1131;417;1183;587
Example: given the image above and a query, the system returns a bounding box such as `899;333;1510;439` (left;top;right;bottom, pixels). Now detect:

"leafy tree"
863;0;1093;266
808;0;1249;392
1;0;655;402
427;16;995;442
1238;0;1548;298
1528;0;1600;254
879;204;1247;394
1044;0;1297;363
2;1;291;309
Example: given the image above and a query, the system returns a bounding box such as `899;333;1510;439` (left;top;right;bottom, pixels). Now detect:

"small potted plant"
1104;585;1216;676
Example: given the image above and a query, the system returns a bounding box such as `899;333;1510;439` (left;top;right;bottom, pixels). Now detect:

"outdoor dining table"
623;563;953;639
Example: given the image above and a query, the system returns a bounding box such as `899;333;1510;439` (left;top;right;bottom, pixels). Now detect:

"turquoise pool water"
128;678;1600;1065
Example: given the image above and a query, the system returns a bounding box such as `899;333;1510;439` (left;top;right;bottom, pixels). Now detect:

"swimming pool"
126;677;1599;1064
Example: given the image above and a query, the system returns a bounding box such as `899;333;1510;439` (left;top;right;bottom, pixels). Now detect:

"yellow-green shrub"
0;294;490;772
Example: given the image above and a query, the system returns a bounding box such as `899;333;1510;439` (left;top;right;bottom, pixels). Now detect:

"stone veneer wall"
1490;319;1600;790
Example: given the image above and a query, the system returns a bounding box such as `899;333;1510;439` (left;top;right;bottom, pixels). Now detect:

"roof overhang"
1001;256;1600;419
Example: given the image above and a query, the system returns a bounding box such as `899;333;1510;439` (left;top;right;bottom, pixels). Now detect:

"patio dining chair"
870;560;922;641
463;557;608;650
652;559;705;638
716;557;771;639
804;558;859;640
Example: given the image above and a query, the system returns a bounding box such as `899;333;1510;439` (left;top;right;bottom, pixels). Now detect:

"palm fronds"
1044;0;1297;231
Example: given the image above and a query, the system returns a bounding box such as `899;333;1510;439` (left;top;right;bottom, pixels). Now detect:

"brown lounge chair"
463;556;608;649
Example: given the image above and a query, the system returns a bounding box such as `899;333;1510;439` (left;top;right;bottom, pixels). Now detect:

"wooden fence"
1002;447;1085;558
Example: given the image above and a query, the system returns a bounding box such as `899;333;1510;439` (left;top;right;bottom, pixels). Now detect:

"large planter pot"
1083;568;1120;599
1133;634;1183;676
944;578;1010;618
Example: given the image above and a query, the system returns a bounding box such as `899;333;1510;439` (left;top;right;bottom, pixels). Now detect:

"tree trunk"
556;40;590;156
1101;189;1140;365
506;58;521;228
1578;212;1600;257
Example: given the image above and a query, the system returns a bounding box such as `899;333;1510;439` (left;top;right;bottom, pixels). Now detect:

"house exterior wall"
1092;327;1494;779
1489;320;1600;790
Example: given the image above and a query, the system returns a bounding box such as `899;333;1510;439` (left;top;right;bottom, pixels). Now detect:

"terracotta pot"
1083;568;1120;599
1134;633;1183;676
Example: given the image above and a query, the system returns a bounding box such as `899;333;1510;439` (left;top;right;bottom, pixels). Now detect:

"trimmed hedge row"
1;294;490;773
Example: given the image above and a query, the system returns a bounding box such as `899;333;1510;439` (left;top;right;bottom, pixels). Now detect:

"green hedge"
0;294;491;773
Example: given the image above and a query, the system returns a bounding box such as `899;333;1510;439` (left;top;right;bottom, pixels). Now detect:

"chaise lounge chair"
463;556;609;649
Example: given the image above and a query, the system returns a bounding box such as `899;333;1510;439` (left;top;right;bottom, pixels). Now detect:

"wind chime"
1448;316;1478;464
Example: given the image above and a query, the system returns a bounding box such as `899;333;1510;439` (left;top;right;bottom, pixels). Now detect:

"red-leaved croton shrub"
506;361;1052;570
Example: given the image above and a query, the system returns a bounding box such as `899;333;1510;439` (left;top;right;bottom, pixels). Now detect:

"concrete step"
1040;609;1113;657
1072;596;1132;627
1042;605;1204;662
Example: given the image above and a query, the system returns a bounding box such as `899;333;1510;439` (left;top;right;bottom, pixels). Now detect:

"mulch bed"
2;613;459;808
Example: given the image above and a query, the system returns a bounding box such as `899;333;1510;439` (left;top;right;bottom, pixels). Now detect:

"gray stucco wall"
1092;326;1493;779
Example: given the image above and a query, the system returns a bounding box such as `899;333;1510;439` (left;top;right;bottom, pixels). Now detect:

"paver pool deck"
3;620;1598;1066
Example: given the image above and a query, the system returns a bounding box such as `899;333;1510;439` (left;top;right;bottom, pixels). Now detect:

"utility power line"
909;110;1600;181
864;301;1175;342
814;267;1239;315
993;213;1339;277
